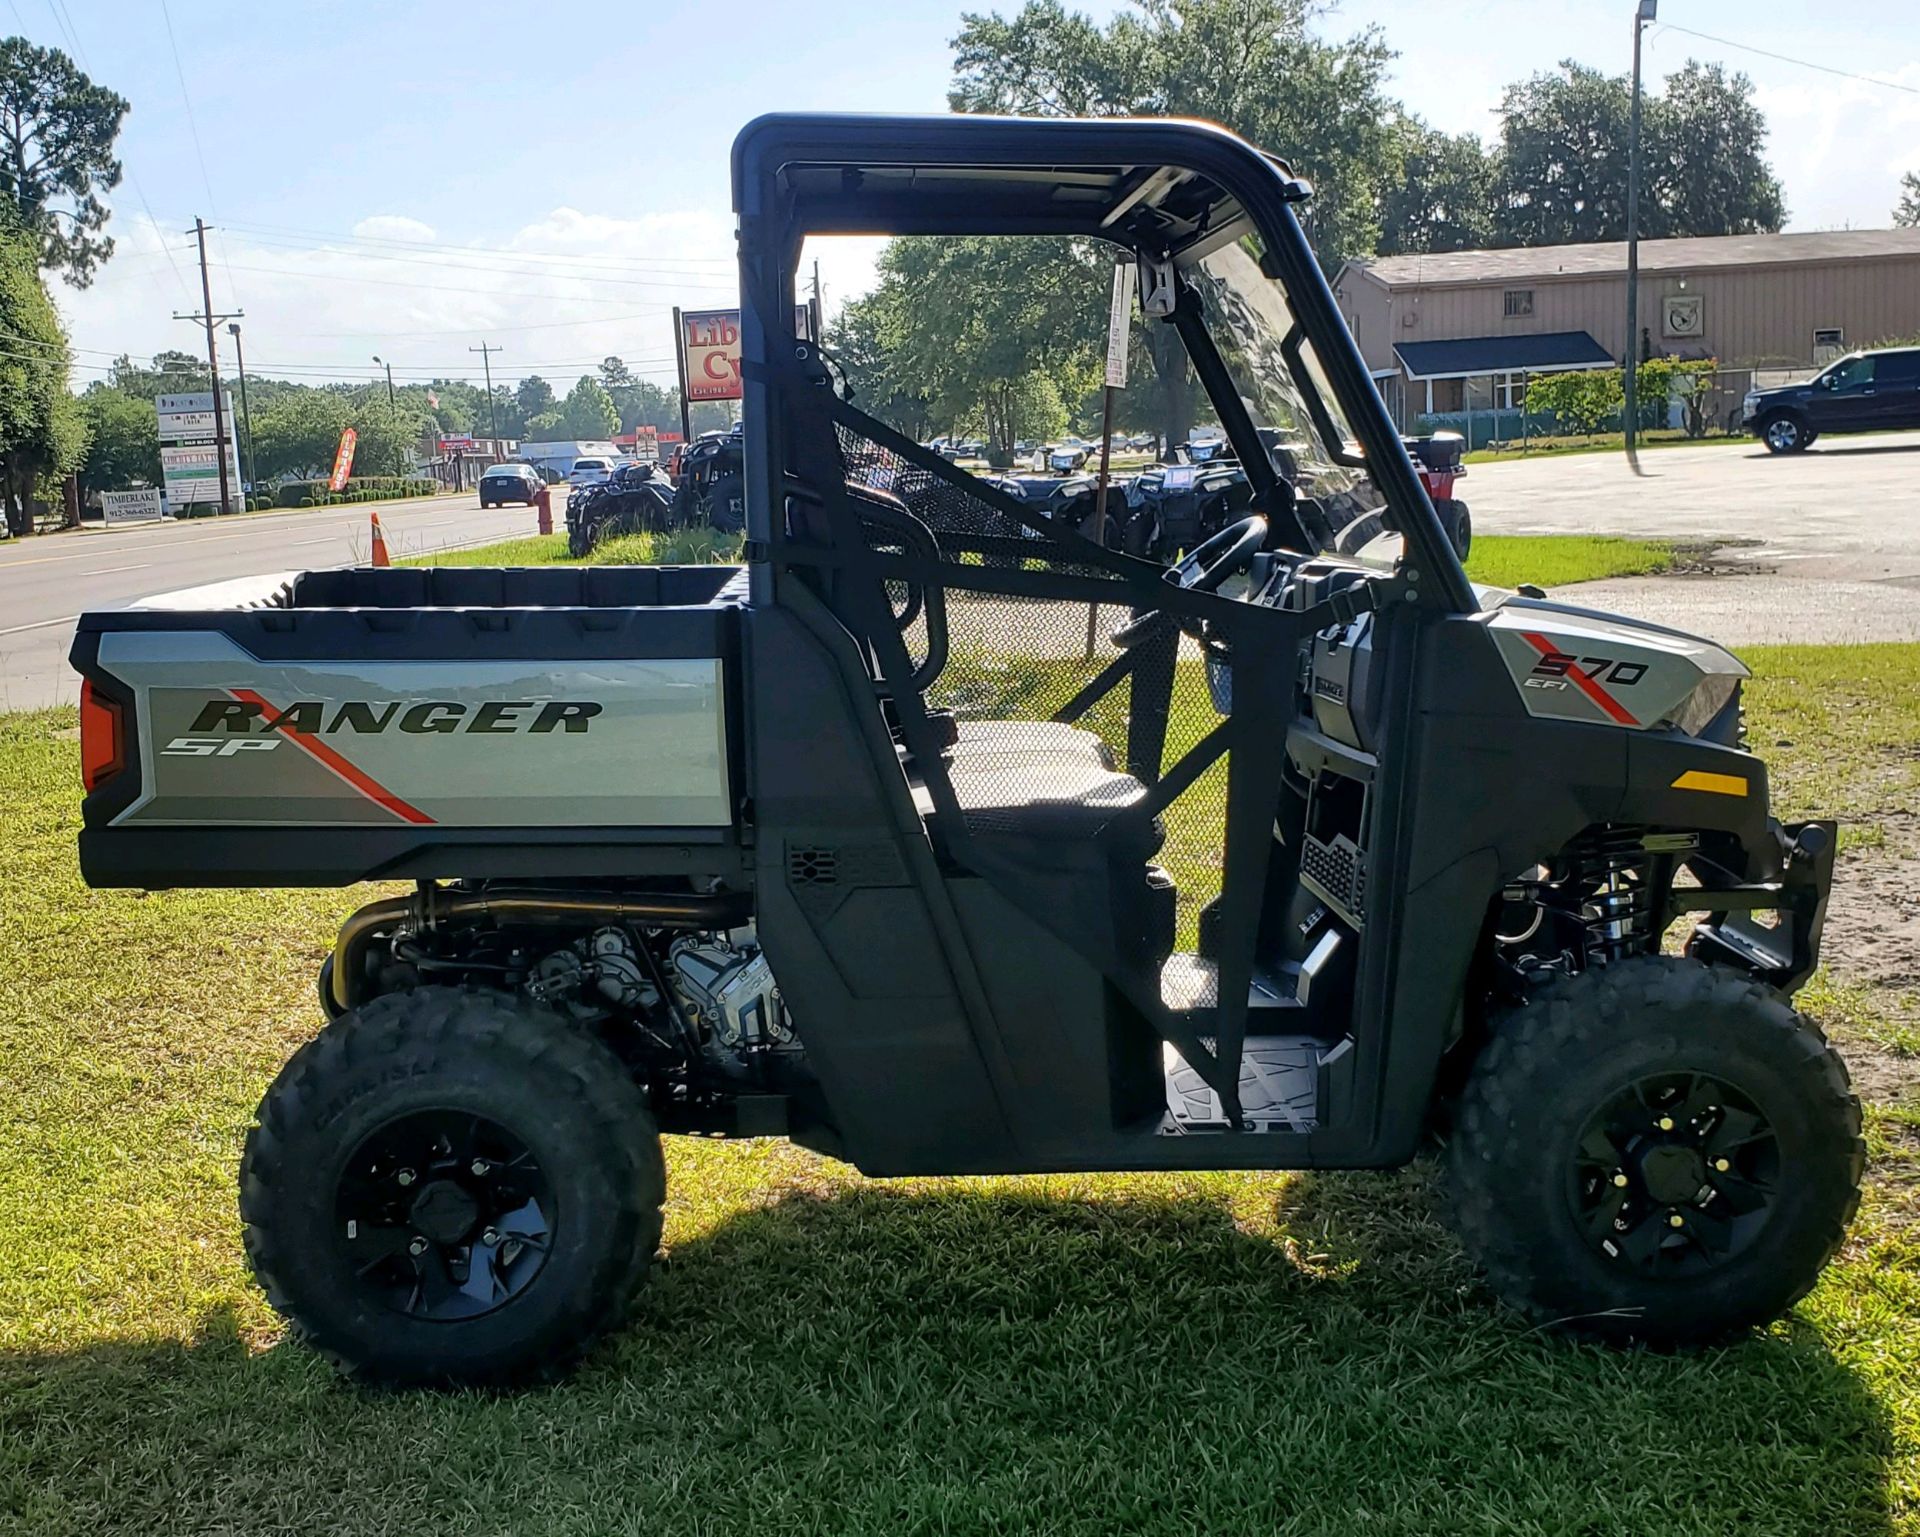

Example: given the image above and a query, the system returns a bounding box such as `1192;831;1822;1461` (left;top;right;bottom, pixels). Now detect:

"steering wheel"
1111;515;1268;649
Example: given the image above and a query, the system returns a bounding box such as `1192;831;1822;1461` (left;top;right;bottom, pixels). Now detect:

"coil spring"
1566;827;1658;962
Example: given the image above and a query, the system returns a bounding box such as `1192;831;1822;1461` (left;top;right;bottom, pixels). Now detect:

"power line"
156;0;242;310
203;214;739;272
36;0;192;300
215;233;739;292
283;310;682;340
124;258;732;306
1656;22;1920;97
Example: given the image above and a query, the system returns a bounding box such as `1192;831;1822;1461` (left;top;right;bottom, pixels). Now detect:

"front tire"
240;986;665;1387
1449;956;1862;1343
1761;413;1811;454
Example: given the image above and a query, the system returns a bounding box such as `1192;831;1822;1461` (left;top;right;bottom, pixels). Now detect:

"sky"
27;0;1920;397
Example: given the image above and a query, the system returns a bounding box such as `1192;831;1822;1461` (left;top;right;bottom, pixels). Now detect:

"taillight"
80;679;124;792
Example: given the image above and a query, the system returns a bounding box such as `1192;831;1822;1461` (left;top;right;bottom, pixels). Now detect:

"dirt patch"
1816;811;1920;1117
1825;812;1920;996
1663;538;1774;579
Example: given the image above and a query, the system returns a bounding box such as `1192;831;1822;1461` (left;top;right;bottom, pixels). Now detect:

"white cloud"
55;204;893;395
352;215;439;242
1751;63;1920;230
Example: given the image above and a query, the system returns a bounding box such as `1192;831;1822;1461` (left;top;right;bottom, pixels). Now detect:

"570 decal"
1525;651;1649;688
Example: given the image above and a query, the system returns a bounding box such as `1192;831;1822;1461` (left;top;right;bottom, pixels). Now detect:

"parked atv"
565;462;676;557
71;113;1858;1389
1405;431;1470;558
670;429;745;533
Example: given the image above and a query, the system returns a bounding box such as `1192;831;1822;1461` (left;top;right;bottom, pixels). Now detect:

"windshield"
1188;239;1388;557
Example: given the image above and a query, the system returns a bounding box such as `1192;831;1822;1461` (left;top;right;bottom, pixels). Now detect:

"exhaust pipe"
329;884;751;1014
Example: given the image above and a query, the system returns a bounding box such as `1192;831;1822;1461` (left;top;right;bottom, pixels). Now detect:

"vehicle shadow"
0;1172;1895;1536
1804;442;1920;458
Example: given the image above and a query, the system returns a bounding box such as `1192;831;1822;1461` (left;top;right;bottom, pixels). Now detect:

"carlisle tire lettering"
186;698;603;736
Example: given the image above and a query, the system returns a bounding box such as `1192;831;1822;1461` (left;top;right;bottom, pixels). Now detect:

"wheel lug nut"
408;1237;428;1256
470;1159;490;1177
482;1227;500;1245
1613;1173;1629;1188
396;1168;416;1187
1657;1117;1675;1132
1668;1213;1685;1229
1714;1157;1731;1172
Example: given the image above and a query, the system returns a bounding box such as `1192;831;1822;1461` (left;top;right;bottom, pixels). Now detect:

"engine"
526;926;661;1018
515;920;794;1081
668;927;795;1064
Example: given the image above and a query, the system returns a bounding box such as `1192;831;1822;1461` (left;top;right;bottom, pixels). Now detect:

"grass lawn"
411;527;1675;594
1462;430;1751;465
1;644;1914;1534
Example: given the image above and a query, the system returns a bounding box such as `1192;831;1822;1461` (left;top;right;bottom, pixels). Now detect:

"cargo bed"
71;565;750;887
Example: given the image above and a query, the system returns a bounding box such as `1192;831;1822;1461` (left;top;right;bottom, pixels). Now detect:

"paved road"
1468;430;1920;644
5;431;1915;711
0;493;541;711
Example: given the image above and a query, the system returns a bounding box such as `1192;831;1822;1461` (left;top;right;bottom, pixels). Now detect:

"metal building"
1333;227;1920;437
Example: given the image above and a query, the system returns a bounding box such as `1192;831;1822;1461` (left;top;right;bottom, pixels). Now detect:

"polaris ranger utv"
70;114;1860;1388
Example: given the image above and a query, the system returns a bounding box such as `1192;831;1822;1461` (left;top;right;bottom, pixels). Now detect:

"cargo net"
834;419;1229;939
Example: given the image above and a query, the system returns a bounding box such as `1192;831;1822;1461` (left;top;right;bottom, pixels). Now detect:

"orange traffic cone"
369;512;391;567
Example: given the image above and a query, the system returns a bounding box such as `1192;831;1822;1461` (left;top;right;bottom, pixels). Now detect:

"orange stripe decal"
230;688;436;825
1521;632;1638;727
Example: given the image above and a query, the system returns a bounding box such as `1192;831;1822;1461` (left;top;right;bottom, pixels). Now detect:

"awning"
1393;330;1614;381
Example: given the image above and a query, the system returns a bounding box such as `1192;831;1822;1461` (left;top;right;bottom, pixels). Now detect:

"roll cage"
728;114;1479;1161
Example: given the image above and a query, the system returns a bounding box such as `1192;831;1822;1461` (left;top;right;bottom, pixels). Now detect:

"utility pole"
227;322;255;489
373;354;395;407
174;218;242;514
469;343;502;444
811;258;824;342
671;306;691;448
1624;0;1657;458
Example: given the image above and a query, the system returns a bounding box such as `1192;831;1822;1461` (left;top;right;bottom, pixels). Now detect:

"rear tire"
1761;413;1811;454
1449;955;1862;1343
1440;499;1472;559
240;986;665;1387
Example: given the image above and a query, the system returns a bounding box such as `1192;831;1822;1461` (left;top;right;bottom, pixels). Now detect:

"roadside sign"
681;309;743;402
155;391;241;512
1104;262;1135;389
161;441;242;505
328;428;359;491
157;407;219;438
99;488;165;524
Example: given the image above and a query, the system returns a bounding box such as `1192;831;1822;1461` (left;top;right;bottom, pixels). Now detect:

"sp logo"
163;736;283;757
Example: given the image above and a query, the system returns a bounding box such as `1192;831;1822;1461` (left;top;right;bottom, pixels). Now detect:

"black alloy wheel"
1449;955;1863;1343
334;1110;555;1322
242;986;666;1386
1568;1071;1777;1278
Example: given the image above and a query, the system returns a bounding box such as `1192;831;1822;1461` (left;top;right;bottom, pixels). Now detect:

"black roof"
731;113;1308;247
1393;330;1614;380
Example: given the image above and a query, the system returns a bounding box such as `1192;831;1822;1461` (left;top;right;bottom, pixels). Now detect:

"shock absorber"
1567;827;1658;963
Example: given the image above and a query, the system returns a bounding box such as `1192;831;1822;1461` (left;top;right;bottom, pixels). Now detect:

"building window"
1813;327;1845;349
1503;289;1534;318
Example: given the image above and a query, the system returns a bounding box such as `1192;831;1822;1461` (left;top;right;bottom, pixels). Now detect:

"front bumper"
1679;818;1835;993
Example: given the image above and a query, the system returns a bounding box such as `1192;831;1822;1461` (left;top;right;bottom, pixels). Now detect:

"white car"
568;457;615;488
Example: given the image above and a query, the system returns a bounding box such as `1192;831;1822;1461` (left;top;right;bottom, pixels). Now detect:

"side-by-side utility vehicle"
72;114;1860;1387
